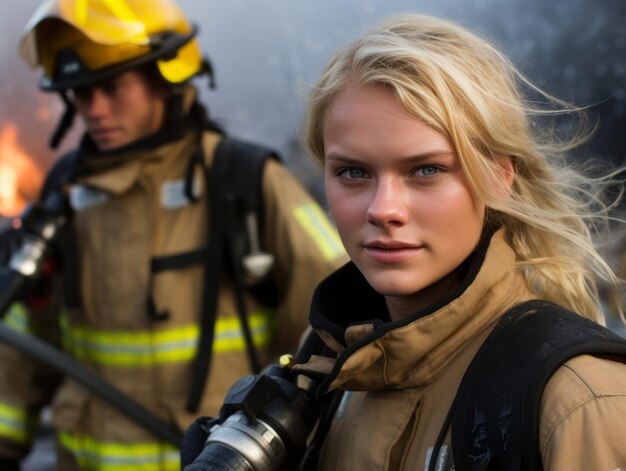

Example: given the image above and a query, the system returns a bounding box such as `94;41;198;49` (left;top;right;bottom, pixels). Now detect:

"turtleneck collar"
309;226;492;345
296;228;534;394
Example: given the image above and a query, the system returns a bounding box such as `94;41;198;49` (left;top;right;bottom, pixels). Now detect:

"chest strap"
151;249;205;273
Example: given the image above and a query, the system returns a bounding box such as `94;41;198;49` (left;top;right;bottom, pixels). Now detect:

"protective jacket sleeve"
539;354;626;470
260;158;347;356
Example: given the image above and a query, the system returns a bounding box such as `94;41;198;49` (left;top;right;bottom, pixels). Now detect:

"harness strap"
183;146;204;204
227;220;262;375
186;137;229;413
151;249;205;273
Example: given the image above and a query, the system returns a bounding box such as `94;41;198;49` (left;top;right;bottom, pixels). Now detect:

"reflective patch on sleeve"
294;203;345;261
0;401;37;444
59;431;180;471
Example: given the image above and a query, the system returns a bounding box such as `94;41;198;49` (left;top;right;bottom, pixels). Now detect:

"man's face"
70;70;167;151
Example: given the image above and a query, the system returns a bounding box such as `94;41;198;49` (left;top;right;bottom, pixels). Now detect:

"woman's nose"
366;177;409;227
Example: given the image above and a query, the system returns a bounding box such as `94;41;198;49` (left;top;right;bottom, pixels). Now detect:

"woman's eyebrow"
325;153;361;163
325;151;455;163
402;151;456;162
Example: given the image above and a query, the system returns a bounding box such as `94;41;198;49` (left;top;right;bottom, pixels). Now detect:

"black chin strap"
49;91;76;150
201;57;216;90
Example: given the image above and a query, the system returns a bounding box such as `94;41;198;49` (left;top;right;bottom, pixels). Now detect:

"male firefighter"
0;0;346;469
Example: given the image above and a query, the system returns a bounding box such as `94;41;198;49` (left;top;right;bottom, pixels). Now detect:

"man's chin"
92;137;131;152
89;130;126;151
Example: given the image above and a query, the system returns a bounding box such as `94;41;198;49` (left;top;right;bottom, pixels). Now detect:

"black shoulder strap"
221;137;279;227
222;138;279;373
186;136;278;413
449;300;626;471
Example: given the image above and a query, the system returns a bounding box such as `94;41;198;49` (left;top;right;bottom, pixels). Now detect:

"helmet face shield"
157;39;203;84
20;0;204;90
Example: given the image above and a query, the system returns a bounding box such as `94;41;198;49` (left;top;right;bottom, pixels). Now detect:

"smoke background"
0;2;623;468
1;0;625;203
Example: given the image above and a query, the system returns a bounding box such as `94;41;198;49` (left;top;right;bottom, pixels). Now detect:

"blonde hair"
304;14;625;323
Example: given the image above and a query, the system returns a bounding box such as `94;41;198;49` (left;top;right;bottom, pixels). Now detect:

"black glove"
0;457;20;471
180;416;219;469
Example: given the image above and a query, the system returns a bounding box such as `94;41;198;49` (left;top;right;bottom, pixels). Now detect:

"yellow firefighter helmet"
20;0;206;90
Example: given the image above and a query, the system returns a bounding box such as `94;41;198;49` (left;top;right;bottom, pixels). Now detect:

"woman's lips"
363;242;423;263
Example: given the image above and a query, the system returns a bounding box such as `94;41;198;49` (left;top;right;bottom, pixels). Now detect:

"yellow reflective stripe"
59;432;179;471
0;402;36;443
213;313;272;353
67;324;197;366
3;303;28;333
65;311;272;367
294;202;345;261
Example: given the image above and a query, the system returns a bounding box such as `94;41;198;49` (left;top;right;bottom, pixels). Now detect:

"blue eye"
414;166;441;177
338;168;368;179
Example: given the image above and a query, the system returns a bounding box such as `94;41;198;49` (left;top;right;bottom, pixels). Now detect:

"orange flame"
0;124;44;217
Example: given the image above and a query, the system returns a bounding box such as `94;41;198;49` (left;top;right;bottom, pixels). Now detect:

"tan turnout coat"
296;229;626;471
0;110;346;469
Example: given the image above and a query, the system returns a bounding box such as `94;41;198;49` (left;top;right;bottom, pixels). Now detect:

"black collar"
309;226;498;347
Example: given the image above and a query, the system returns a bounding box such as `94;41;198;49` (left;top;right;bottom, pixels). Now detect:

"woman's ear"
497;156;515;197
